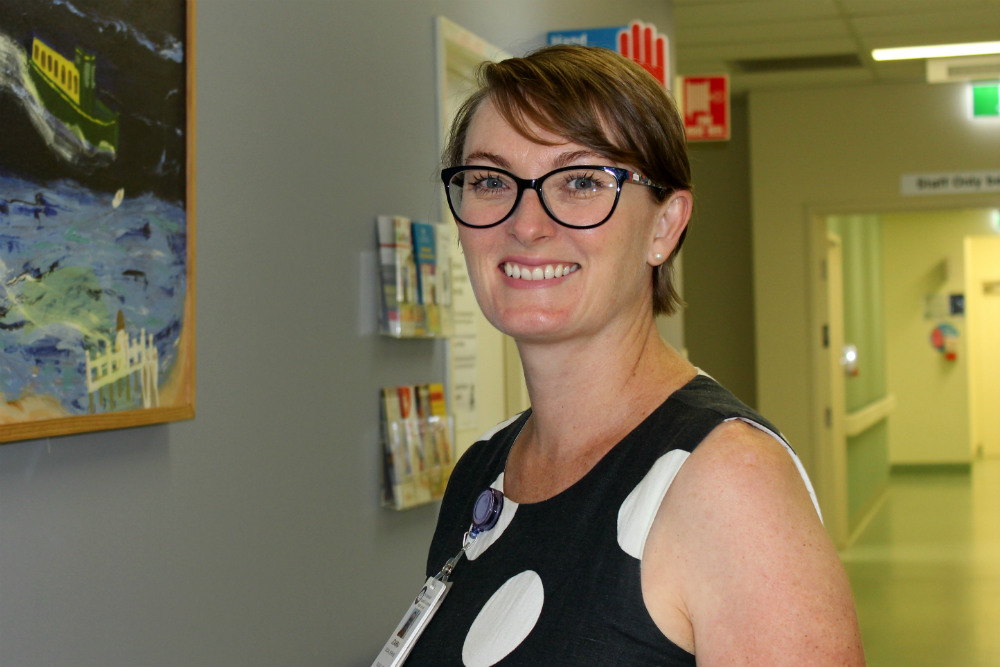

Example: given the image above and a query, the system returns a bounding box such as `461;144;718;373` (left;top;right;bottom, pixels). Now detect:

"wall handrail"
845;394;896;437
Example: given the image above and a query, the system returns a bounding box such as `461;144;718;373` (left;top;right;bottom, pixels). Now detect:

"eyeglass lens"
446;167;623;228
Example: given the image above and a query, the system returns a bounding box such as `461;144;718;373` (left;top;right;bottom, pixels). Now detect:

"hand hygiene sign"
901;171;1000;196
548;20;669;89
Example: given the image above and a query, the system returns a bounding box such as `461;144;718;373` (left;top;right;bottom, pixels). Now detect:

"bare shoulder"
641;420;865;666
679;419;818;522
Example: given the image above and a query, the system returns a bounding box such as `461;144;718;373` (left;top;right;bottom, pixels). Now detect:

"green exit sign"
972;82;1000;118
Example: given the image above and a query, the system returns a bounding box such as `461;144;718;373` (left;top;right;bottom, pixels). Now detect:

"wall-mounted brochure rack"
380;383;455;510
376;215;454;338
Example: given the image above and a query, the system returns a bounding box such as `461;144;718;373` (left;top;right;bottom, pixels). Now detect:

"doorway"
815;205;1000;547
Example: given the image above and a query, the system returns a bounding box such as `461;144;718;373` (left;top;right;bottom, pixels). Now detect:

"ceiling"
673;0;1000;95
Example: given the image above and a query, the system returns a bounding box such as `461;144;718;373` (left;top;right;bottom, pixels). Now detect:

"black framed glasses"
441;164;666;229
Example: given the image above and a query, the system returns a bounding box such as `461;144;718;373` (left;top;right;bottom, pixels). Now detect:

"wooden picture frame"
0;0;196;443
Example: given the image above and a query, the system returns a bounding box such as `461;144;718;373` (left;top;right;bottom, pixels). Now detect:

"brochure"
376;216;452;338
376;215;418;337
411;221;438;335
380;383;454;510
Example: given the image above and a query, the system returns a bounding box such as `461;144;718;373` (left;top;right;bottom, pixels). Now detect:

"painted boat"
26;36;118;155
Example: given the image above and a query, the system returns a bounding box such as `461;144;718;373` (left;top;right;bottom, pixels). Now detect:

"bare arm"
642;420;865;666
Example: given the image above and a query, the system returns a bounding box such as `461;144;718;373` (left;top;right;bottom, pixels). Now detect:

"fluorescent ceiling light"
873;41;1000;61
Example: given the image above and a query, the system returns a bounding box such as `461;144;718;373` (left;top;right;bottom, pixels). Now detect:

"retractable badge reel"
371;488;504;667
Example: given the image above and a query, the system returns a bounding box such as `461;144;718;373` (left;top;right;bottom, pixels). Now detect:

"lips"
502;262;580;281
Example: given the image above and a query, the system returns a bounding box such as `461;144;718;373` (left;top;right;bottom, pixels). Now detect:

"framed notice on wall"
0;0;196;443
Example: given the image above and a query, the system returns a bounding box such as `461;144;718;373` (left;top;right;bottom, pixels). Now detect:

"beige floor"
840;459;1000;667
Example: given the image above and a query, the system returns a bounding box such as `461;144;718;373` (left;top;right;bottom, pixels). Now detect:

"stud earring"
654;253;664;262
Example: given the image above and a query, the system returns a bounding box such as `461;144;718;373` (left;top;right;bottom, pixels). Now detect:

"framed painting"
0;0;196;443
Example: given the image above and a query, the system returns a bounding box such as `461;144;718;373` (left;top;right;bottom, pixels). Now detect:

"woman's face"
455;101;687;346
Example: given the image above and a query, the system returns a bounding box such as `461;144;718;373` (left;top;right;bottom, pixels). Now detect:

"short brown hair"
443;44;692;315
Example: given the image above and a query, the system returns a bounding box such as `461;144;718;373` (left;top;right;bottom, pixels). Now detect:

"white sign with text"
901;171;1000;196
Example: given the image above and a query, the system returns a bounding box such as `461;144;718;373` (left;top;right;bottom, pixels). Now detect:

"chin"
491;309;577;341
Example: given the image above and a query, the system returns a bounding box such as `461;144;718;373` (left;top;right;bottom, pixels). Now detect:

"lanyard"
371;488;504;667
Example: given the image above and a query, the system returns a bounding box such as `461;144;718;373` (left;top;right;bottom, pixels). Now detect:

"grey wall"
683;96;757;407
0;2;676;665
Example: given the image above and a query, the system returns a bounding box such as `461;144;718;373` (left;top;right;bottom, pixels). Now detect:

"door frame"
806;197;1000;547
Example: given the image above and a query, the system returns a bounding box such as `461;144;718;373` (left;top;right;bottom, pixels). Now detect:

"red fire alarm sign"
679;75;730;141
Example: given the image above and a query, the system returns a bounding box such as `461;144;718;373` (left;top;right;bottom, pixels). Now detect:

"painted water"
1;173;187;416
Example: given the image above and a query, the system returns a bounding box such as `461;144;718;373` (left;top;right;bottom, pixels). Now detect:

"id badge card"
371;576;450;667
371;489;503;667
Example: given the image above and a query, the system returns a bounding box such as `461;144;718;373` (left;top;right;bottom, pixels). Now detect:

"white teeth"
503;262;579;281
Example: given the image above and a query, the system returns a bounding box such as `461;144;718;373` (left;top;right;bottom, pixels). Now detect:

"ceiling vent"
927;55;1000;83
731;53;862;74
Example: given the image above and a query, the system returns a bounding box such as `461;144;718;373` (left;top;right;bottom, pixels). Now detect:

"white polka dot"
617;449;690;559
462;570;544;667
465;473;517;561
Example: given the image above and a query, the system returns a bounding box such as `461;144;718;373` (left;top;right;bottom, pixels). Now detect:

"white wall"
0;2;677;665
750;81;1000;477
966;234;1000;460
882;209;995;464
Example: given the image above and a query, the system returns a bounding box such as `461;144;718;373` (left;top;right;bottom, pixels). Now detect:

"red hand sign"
618;20;667;87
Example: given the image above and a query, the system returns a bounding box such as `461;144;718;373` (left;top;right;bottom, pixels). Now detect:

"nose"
508;186;558;245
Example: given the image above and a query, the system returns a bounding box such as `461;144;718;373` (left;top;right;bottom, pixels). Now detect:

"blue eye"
557;170;614;199
567;176;598;191
475;176;506;190
463;171;514;201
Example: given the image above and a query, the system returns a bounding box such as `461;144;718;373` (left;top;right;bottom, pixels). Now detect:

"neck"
504;314;696;502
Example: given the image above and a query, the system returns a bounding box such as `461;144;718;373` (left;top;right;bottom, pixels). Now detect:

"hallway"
841;460;1000;667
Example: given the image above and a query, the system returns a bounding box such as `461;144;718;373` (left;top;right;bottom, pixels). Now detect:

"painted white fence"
85;325;159;413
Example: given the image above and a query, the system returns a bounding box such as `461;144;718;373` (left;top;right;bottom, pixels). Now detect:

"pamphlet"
376;216;452;338
380;383;455;510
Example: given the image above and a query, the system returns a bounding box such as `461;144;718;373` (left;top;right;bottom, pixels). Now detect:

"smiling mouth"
503;262;580;281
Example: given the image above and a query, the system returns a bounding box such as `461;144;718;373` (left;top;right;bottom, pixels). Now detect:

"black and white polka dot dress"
406;373;818;667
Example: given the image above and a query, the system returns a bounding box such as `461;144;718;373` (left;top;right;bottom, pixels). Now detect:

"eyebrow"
553;150;605;167
463;151;511;169
462;149;609;171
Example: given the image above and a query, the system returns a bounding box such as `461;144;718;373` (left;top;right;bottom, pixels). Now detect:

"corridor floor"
840;459;1000;667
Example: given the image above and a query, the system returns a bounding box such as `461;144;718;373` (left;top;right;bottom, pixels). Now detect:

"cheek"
593;222;657;300
458;229;489;270
456;230;498;296
601;224;648;270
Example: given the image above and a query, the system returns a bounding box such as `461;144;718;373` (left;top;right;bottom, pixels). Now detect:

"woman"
407;45;864;666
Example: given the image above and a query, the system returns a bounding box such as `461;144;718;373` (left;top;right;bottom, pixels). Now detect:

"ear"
648;190;692;266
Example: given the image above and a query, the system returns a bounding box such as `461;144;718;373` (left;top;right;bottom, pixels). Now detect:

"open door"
820;232;850;548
